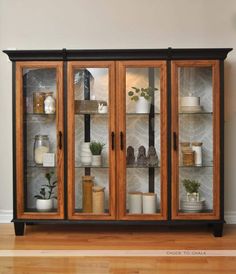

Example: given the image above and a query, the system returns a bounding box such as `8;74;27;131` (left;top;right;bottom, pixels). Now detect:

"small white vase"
36;199;53;211
135;97;151;113
92;155;102;166
81;142;92;165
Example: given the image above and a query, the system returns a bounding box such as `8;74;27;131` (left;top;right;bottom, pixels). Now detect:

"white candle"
128;192;142;214
142;193;157;214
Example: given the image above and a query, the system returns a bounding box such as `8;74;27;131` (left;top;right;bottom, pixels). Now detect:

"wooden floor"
0;224;236;274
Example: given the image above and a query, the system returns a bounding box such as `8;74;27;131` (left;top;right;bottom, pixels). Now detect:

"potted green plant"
34;172;57;211
181;179;204;212
89;141;105;166
182;179;201;202
128;86;158;113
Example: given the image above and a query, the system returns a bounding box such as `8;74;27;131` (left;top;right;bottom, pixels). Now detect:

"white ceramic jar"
192;142;203;166
44;92;56;114
81;142;92;165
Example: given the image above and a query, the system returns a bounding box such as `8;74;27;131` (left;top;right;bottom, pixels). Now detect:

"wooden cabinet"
4;48;232;236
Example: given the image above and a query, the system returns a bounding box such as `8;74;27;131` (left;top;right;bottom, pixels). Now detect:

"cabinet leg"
14;222;25;236
213;223;223;237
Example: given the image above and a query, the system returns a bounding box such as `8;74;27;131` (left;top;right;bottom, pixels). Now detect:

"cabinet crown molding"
3;48;233;61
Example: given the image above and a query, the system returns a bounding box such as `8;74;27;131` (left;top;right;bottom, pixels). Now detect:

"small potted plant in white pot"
34;172;57;211
89;141;105;166
128;86;158;113
182;179;204;212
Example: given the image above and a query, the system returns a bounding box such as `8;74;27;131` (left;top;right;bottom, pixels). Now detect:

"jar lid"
183;148;194;154
34;91;45;96
45;92;54;96
180;142;190;146
92;185;105;192
35;135;49;139
192;142;203;146
128;191;142;195
82;175;94;181
142;192;156;196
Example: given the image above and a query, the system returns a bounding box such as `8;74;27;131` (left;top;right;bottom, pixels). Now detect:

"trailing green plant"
90;141;105;155
182;179;200;193
34;172;57;200
128;86;158;102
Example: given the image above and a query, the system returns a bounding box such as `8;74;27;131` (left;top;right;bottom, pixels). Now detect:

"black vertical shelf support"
148;68;155;193
84;69;91;176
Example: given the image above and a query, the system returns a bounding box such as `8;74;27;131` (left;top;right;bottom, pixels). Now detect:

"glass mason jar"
34;135;50;165
33;92;45;114
44;92;56;114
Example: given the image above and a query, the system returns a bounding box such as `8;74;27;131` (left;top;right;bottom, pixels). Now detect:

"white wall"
0;0;236;222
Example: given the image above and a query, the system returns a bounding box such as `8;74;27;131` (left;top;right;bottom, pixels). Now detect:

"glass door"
117;61;167;220
171;60;220;219
15;62;64;219
67;61;116;220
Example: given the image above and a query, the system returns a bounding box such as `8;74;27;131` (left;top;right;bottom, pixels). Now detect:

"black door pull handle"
58;131;63;150
111;132;115;150
120;132;124;150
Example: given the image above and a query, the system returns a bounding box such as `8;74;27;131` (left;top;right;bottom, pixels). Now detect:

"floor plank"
0;224;236;274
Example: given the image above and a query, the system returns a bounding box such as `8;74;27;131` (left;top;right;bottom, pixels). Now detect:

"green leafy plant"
182;179;201;194
90;141;105;155
128;86;158;102
34;172;57;200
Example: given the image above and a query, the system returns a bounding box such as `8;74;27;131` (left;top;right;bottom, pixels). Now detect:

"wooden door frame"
171;60;220;220
15;61;64;219
116;60;168;220
67;61;116;220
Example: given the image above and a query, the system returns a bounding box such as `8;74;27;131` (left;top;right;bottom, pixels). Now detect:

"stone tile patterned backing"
178;67;213;209
23;68;57;209
22;67;214;211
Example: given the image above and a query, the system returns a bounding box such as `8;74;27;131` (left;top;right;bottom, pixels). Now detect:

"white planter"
36;199;53;211
92;155;102;166
135;97;151;113
187;192;199;202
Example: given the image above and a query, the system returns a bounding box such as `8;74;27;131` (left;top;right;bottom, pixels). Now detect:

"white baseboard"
225;211;236;224
0;210;13;223
0;210;236;224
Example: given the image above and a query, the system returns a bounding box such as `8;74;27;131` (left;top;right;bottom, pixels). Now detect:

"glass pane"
125;67;161;214
23;68;58;212
178;67;213;213
74;68;110;214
